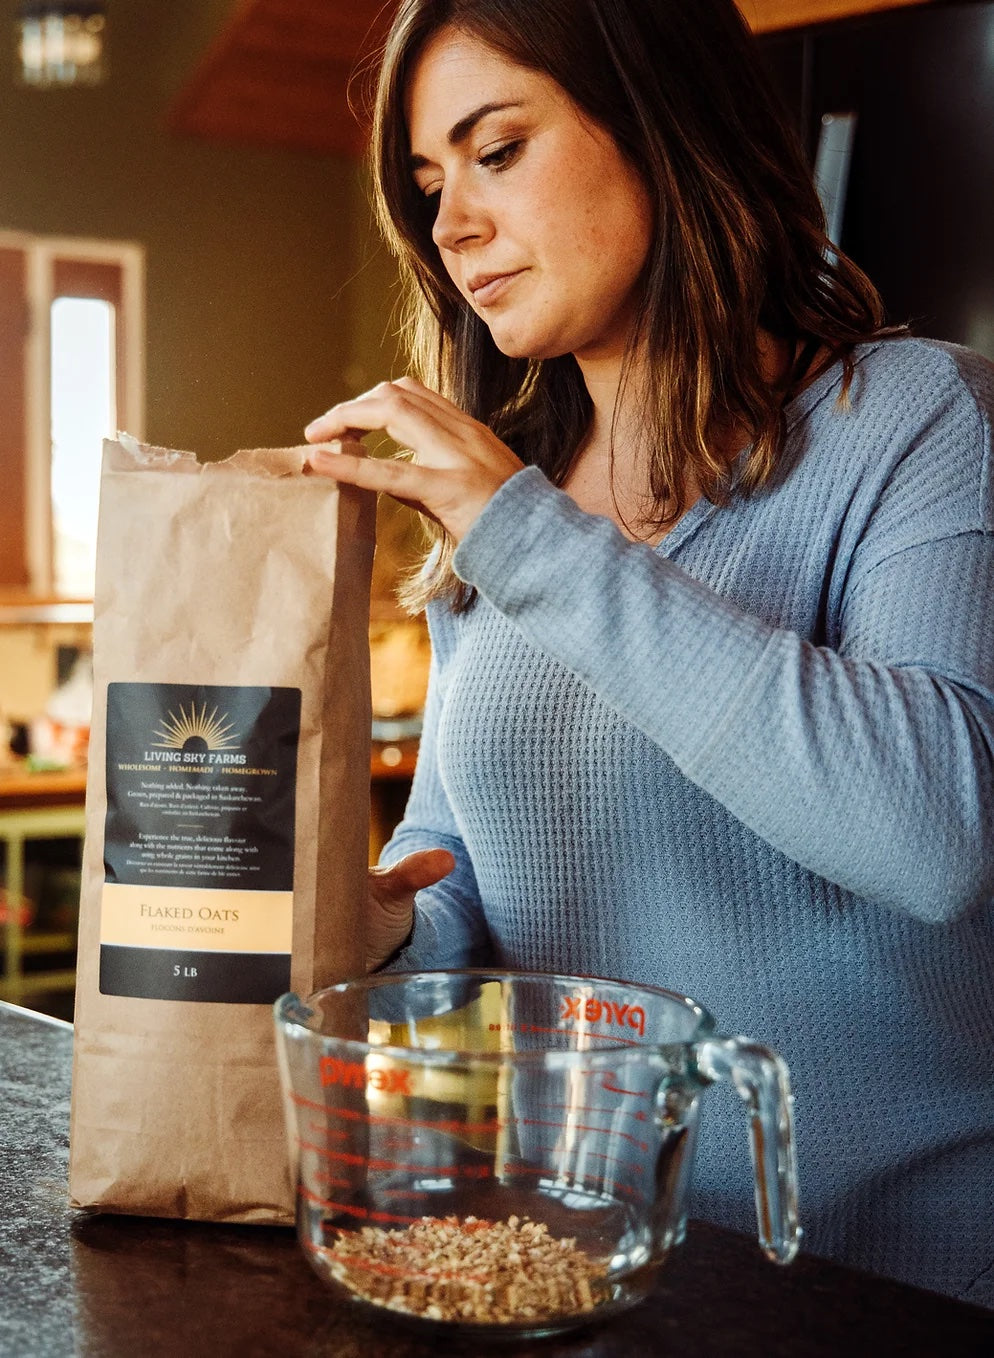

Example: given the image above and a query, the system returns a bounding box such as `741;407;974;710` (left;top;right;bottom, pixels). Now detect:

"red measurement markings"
487;1021;644;1048
293;1092;648;1151
603;1180;649;1205
307;1120;347;1141
600;1075;648;1096
299;1185;431;1226
519;1117;650;1153
542;1102;652;1128
376;1133;421;1153
581;1150;647;1175
543;1104;648;1121
487;1021;577;1038
291;1090;503;1136
532;1145;646;1175
314;1172;353;1189
297;1138;493;1179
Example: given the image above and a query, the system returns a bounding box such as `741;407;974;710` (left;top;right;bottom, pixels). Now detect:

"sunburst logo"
151;703;240;752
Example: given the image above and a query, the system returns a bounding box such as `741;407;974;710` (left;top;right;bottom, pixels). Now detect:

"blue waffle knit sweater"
379;337;994;1305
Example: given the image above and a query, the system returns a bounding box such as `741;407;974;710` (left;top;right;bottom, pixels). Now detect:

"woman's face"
405;27;653;365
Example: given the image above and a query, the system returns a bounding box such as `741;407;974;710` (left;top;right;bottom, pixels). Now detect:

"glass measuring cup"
274;969;800;1338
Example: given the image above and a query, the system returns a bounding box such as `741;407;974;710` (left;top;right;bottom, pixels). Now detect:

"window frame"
0;229;145;599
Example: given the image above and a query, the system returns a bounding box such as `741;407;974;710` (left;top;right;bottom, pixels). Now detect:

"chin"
487;327;570;363
490;337;536;360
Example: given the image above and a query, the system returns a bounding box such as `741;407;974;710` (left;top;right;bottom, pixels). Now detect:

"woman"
305;0;994;1304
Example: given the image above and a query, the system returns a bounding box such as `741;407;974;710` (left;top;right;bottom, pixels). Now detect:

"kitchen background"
1;0;992;1016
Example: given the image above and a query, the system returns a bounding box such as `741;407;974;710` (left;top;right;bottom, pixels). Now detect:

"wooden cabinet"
745;0;932;31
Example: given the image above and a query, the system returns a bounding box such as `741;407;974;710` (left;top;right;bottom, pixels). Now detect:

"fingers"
305;381;455;445
304;380;480;448
371;847;455;896
391;376;473;422
306;444;439;518
366;848;453;970
304;378;523;540
305;385;481;511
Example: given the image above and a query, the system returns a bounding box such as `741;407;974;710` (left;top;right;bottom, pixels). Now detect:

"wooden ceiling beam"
232;5;386;56
168;0;936;159
167;0;391;157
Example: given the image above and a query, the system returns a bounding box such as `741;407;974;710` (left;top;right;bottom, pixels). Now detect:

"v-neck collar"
785;340;882;431
653;492;718;557
654;342;884;558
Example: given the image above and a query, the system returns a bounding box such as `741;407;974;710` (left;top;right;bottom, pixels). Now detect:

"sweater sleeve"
377;606;493;970
451;447;994;926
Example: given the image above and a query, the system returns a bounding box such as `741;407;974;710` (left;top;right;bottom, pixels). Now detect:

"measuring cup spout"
693;1036;801;1265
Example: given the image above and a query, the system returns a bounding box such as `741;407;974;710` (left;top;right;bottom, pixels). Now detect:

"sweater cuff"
453;466;568;592
375;906;441;974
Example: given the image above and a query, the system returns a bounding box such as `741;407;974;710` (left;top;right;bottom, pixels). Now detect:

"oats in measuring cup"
320;1214;608;1323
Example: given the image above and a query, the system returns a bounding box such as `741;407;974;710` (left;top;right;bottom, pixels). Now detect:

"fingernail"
303;420;321;440
310;440;342;463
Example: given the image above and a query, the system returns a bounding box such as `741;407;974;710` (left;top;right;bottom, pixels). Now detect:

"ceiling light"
17;1;106;88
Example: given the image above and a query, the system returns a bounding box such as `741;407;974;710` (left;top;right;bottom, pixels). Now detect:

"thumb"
372;848;455;897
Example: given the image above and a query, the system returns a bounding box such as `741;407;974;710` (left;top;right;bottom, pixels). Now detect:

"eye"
411;178;442;228
477;139;523;172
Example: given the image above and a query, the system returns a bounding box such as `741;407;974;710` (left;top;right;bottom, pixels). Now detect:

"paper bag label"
100;682;301;1003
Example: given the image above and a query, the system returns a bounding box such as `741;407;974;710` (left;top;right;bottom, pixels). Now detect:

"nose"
431;176;490;254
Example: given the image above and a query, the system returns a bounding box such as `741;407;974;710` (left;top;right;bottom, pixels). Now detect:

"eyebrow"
410;101;524;170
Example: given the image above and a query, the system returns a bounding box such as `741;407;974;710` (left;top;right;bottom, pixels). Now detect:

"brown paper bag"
69;435;375;1223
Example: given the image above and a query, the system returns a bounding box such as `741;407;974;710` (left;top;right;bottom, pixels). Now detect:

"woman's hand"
365;847;455;972
304;377;524;543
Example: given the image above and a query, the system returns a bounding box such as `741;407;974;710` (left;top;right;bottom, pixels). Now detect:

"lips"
467;270;523;307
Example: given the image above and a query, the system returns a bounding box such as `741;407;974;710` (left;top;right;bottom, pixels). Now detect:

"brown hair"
370;0;899;610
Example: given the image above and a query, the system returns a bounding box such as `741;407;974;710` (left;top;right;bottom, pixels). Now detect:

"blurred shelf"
0;767;87;809
0;968;77;1000
0;601;93;626
0;801;86;1005
18;931;76;954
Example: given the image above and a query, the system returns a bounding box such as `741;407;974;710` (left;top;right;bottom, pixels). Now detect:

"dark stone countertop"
2;999;992;1358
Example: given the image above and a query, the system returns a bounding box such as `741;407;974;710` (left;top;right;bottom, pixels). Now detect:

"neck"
562;330;802;541
574;330;799;457
564;347;659;538
573;347;645;461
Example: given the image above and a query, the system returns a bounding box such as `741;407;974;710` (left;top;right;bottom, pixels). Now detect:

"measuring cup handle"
694;1036;801;1265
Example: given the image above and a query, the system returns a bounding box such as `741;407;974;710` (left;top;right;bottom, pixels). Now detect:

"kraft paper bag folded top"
69;435;376;1223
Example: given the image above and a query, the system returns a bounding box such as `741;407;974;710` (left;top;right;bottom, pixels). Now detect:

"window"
51;295;114;595
0;232;144;598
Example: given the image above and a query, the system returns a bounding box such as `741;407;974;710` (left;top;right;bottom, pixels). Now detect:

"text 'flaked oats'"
319;1214;609;1324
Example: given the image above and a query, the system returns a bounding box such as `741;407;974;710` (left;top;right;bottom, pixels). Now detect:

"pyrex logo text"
560;994;646;1038
319;1056;411;1095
